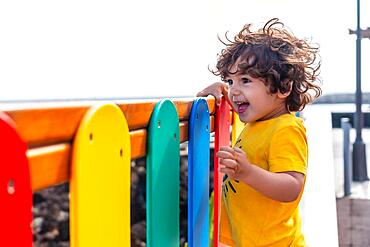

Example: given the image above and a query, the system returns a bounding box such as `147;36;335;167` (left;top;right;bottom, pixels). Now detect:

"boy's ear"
277;80;293;99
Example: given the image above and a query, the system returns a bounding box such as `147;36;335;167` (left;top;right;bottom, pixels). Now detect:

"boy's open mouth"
236;102;250;114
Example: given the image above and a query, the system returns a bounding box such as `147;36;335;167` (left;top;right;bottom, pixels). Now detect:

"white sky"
1;0;370;101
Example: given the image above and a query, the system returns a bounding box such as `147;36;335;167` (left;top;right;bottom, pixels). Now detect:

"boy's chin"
238;115;252;123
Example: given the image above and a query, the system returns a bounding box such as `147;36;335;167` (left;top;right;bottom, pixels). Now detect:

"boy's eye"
225;79;233;86
242;78;251;84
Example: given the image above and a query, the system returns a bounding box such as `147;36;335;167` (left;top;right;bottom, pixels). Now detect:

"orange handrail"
1;97;219;191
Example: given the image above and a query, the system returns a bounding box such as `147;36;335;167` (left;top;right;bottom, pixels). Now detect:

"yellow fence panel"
70;103;131;247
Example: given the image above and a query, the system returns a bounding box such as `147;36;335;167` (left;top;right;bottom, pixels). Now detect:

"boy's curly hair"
212;18;322;112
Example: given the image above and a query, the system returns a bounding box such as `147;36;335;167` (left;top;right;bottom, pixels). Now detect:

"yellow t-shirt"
220;113;308;247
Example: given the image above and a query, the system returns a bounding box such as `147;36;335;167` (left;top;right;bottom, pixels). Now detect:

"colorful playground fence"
0;96;241;247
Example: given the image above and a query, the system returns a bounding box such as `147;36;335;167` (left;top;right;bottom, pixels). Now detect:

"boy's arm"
217;146;304;202
238;164;304;202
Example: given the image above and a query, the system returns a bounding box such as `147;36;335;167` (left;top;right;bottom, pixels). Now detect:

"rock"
33;217;44;234
33;193;46;205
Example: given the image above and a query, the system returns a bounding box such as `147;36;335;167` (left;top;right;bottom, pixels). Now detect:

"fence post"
341;117;352;196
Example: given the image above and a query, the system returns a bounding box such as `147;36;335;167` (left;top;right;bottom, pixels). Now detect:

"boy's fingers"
233;147;247;159
216;151;234;159
219;146;237;160
219;166;239;176
220;146;234;153
196;82;224;98
219;167;236;175
233;147;247;163
197;91;223;105
215;95;223;104
219;158;238;170
211;94;222;105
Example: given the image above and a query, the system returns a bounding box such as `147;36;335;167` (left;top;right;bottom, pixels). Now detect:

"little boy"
197;18;322;246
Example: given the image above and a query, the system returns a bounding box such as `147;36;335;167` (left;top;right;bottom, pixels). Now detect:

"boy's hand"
196;82;231;106
216;146;251;180
218;147;305;202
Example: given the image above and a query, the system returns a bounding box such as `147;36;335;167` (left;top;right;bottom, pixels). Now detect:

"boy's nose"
229;84;242;96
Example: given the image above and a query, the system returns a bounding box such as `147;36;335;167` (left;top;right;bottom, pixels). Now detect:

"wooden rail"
1;97;218;191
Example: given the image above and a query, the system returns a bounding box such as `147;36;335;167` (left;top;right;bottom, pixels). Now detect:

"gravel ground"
32;151;214;247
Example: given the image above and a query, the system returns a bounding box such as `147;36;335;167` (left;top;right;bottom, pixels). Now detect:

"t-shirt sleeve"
268;125;308;175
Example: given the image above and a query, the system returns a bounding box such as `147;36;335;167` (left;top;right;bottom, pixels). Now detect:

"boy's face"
225;64;289;123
